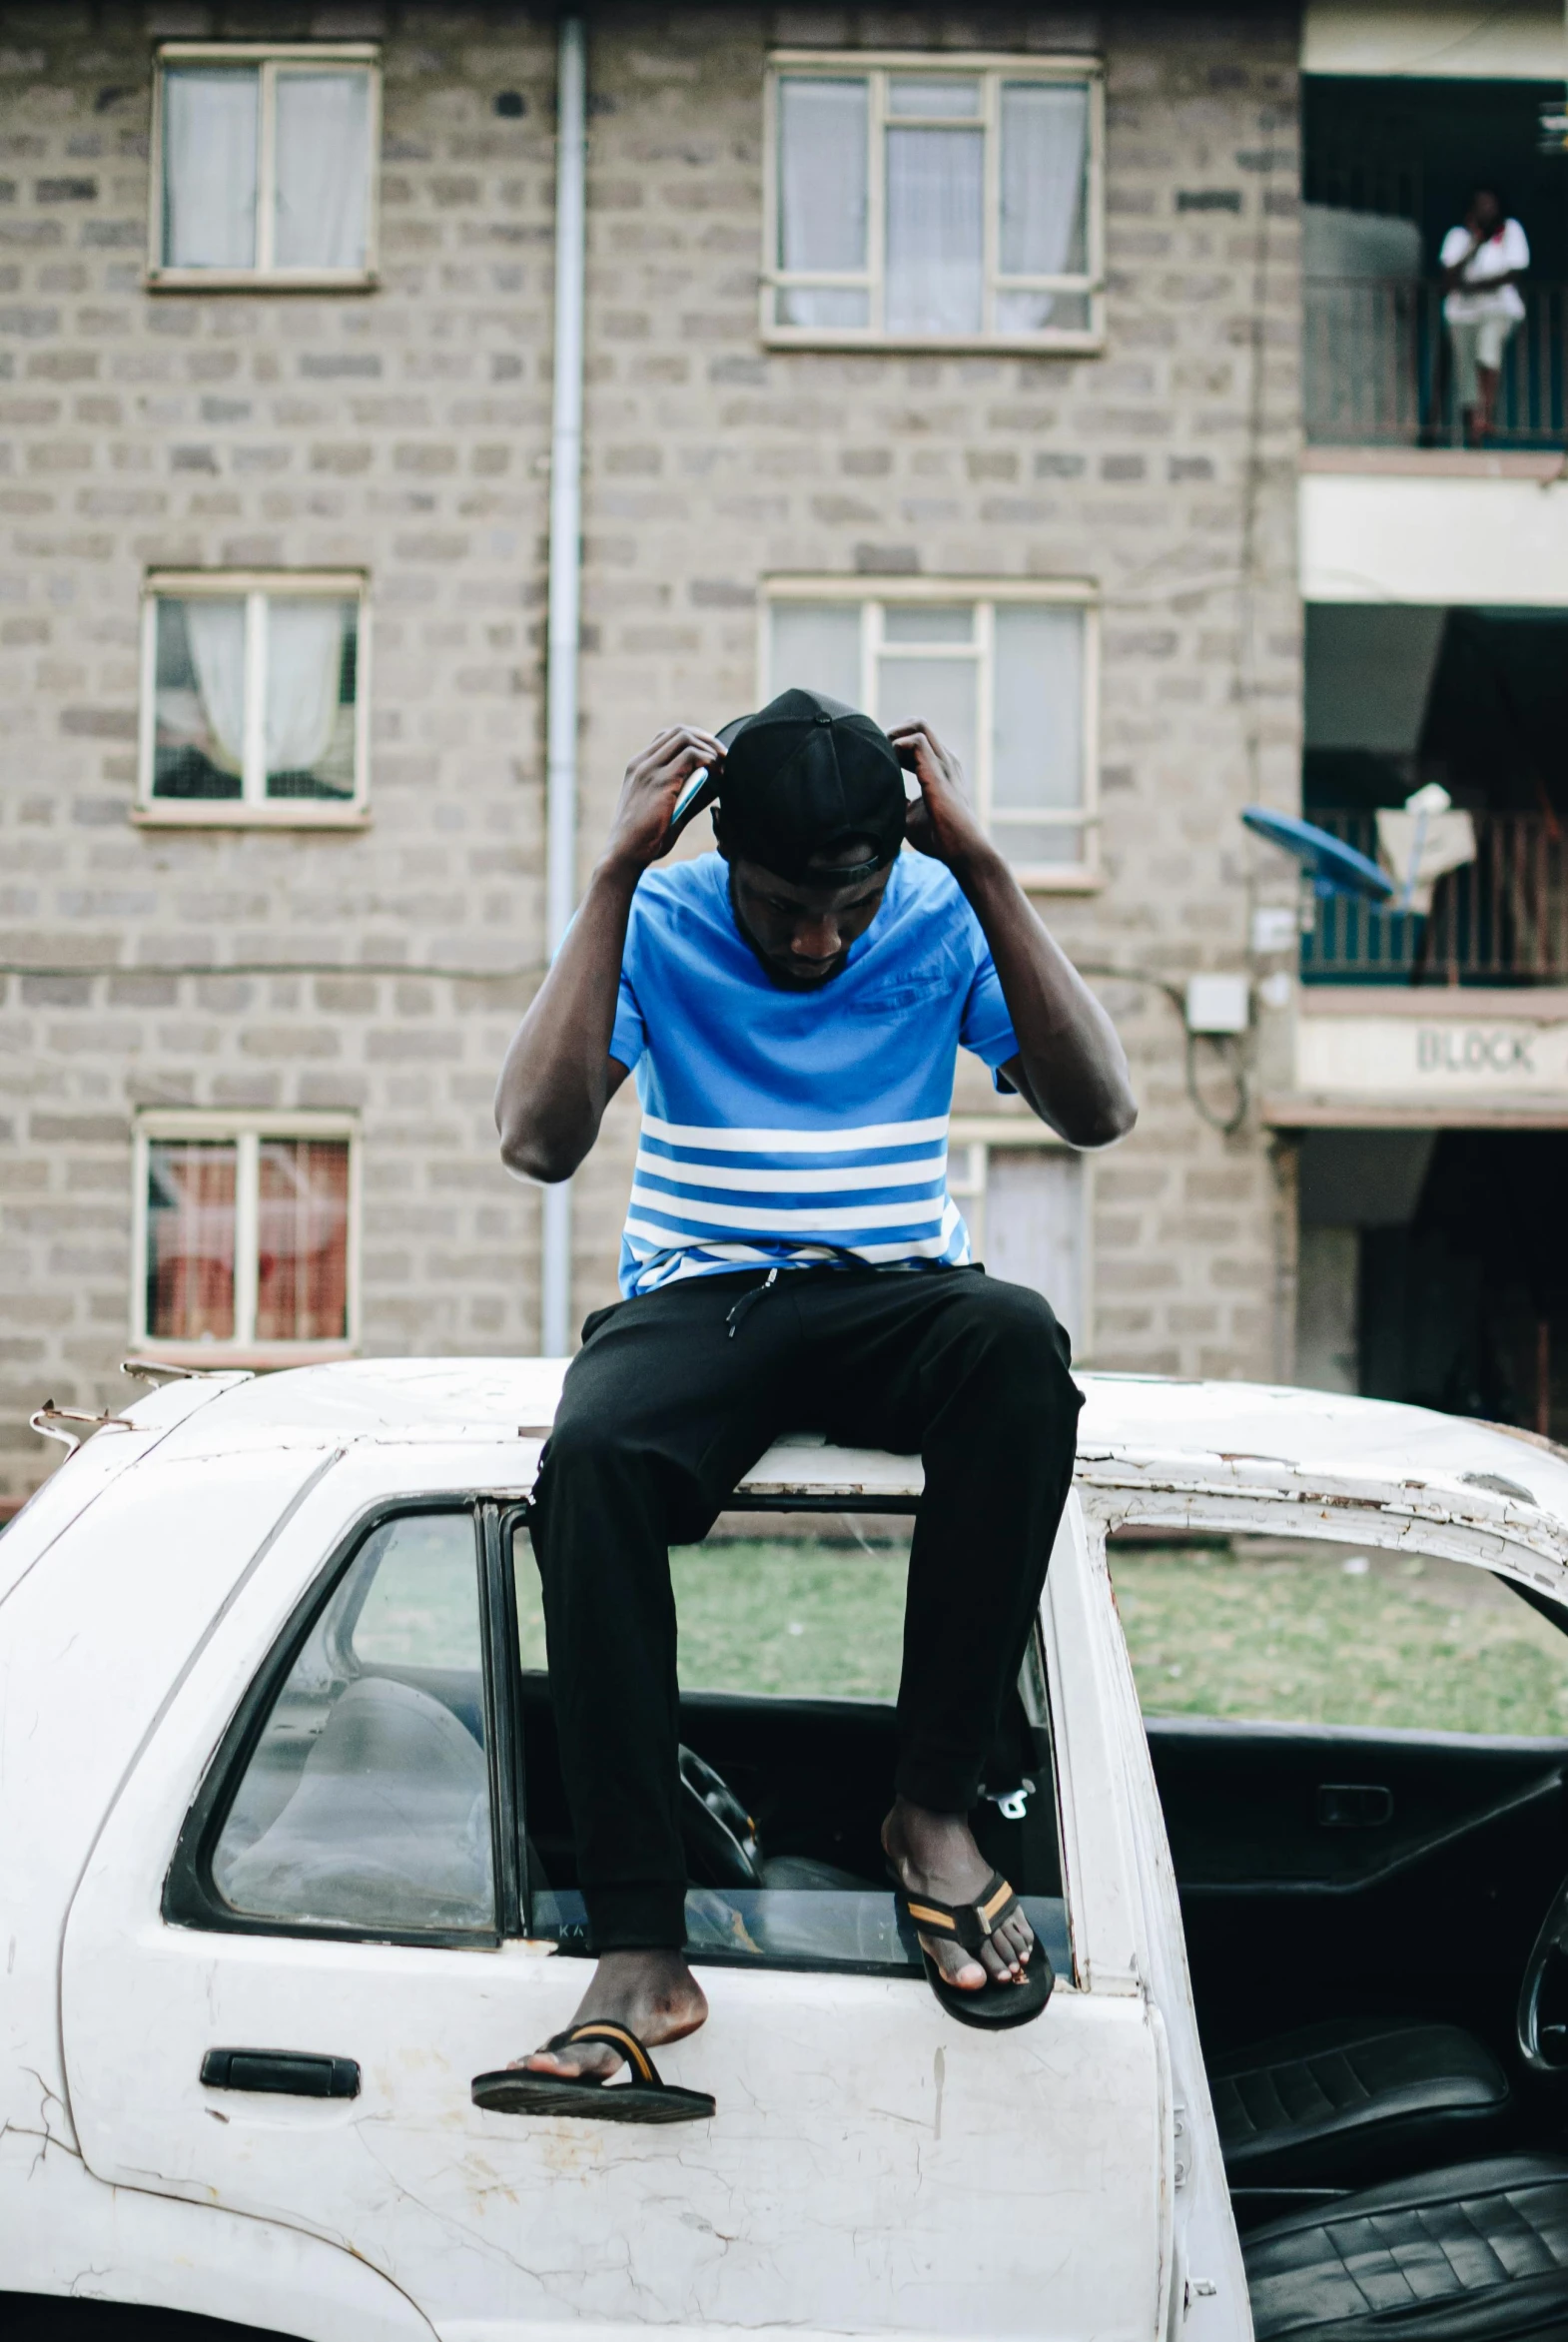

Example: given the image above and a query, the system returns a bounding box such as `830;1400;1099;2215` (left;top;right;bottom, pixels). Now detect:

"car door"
63;1444;1170;2342
1099;1511;1568;2064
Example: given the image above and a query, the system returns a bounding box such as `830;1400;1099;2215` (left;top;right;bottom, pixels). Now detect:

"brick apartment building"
4;0;1567;1504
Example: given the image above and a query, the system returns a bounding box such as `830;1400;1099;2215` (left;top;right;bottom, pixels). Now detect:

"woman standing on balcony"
1439;184;1529;447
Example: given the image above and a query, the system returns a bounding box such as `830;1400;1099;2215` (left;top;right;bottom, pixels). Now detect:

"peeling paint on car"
17;1361;1559;2339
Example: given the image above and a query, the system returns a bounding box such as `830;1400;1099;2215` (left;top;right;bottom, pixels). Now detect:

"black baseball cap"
714;687;906;883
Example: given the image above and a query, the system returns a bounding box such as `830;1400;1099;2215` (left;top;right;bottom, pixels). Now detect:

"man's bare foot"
512;1950;709;2082
883;1797;1035;1993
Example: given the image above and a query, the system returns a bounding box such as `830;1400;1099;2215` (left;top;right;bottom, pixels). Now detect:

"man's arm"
890;721;1137;1151
1439;233;1481;292
494;724;723;1181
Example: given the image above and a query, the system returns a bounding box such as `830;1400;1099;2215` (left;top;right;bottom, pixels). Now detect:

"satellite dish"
1241;807;1394;903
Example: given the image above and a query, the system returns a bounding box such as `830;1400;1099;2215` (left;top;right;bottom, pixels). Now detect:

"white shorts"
1447;314;1515;405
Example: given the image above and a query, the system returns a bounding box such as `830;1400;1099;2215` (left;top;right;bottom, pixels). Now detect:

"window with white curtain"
948;1135;1090;1354
764;584;1098;885
151;45;379;285
765;54;1103;348
138;573;369;826
133;1113;361;1365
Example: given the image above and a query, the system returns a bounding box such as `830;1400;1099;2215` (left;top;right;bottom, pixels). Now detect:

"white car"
8;1359;1568;2342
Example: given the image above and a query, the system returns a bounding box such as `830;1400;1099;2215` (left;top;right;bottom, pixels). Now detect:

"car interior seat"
1244;2154;1568;2341
1210;2016;1513;2198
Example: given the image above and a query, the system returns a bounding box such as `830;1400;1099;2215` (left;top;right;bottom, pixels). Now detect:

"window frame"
948;1119;1095;1358
131;1109;362;1369
761;49;1105;354
761;576;1101;890
165;1496;524;1951
508;1492;1069;1973
168;1483;1067;1973
147;41;382;292
136;569;371;830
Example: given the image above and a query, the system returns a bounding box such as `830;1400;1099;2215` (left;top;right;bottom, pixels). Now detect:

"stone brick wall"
0;0;1302;1503
0;4;560;1500
570;3;1304;1359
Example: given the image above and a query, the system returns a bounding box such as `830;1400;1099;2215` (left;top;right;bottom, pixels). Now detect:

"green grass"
440;1524;1568;1743
514;1535;910;1702
1111;1541;1568;1738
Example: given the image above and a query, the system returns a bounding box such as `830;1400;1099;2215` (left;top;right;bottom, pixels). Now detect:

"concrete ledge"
1264;1095;1568;1129
1302;447;1568;481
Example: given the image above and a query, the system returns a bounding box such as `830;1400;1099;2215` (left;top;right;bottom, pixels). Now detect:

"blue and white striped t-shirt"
609;851;1020;1298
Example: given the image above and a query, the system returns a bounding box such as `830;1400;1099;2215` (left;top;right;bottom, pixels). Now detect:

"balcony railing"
1301;812;1568;985
1304;278;1568;449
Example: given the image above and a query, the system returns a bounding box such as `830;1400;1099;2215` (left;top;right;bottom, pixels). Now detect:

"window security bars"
1304;278;1568;449
1302;812;1568;985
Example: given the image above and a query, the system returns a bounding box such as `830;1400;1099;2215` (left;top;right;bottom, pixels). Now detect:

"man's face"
724;842;894;990
1471;190;1502;235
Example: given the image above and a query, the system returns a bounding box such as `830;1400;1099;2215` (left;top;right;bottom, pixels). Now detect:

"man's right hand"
496;722;722;1181
603;726;725;880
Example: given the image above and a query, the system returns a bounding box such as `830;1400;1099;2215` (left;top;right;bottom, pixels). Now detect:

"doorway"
1297;1127;1568;1437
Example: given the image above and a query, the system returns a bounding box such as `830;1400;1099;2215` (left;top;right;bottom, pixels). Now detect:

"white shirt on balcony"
1440;218;1528;324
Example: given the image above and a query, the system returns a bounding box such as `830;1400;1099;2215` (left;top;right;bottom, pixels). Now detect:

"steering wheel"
678;1745;765;1888
1518;1869;1568;2073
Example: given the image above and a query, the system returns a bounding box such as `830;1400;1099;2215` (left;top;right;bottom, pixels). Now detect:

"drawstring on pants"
726;1266;779;1339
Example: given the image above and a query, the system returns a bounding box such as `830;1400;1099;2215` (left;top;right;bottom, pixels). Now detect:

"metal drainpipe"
540;12;586;1358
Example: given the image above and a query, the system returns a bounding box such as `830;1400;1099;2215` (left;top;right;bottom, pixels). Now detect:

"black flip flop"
895;1870;1055;2030
470;2020;715;2124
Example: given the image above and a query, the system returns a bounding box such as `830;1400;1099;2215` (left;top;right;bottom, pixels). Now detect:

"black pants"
528;1262;1084;1952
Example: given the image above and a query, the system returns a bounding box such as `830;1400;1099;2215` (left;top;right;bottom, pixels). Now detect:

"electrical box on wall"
1185;973;1250;1035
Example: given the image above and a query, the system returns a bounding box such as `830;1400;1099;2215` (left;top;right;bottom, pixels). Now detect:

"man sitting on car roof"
491;687;1137;2110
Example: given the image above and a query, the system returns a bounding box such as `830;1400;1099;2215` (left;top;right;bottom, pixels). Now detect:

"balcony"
1301;811;1568;985
1304;279;1568;451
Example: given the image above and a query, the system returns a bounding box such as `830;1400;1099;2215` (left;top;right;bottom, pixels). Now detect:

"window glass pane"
513;1516;1066;1975
152;598;245;800
883;604;973;644
213;1511;493;1931
265;599;358;800
997;288;1091;335
1110;1533;1568;1735
888;78;981;117
777;286;870;329
777;79;868;276
993;819;1084;867
769;601;862;707
885;126;984;336
146;1140;237;1342
515;1519;909;1698
994;603;1084;814
985;1151;1084;1344
682;1531;910;1700
274;70;372;270
876;648;977;784
256;1139;351;1342
1000;83;1090;280
161;68;258;269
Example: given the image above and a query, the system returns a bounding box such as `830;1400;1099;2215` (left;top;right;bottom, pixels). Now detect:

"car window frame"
164;1494;525;1951
167;1481;1067;1970
503;1491;1070;1969
1095;1503;1568;1745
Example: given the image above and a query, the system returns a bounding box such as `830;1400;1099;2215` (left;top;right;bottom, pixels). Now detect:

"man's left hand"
891;722;989;871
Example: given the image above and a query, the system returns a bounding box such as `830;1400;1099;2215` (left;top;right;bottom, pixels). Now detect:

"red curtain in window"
146;1142;238;1340
256;1140;350;1342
